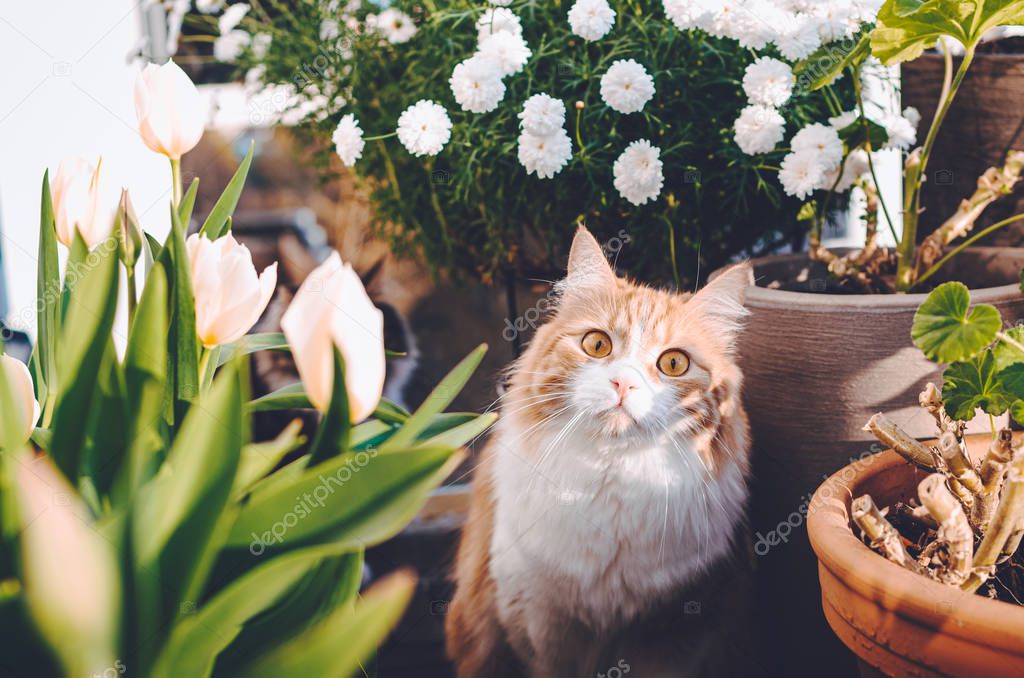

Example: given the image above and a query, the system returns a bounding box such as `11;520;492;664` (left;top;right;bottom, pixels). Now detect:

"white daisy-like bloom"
517;129;573;179
251;32;272;59
397;100;453;157
320;18;340;41
902;106;921;130
779;150;828;199
882;110;918;150
367;8;418;44
450;55;506;113
733;104;785;155
214;30;250;61
811;2;859;43
600;59;655;114
775;12;822;61
478;31;531;76
613;140;664;206
743;57;794;107
568;0;616;41
823;148;870;193
791;123;844;167
332;113;365;167
519;93;566;136
828;109;859;131
196;0;224;14
476;8;523;42
490;0;514;4
851;0;884;23
710;1;768;49
661;0;718;31
218;3;249;33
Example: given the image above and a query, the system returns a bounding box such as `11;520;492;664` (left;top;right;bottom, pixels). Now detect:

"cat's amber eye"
581;330;613;358
657;349;690;377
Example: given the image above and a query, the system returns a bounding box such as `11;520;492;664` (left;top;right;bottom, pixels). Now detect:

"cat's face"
507;227;750;450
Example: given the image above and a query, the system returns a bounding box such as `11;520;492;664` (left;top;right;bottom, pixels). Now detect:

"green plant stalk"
126;263;138;325
912;213;1024;289
198;349;213;391
853;68;898;244
170;158;183;208
896;47;976;291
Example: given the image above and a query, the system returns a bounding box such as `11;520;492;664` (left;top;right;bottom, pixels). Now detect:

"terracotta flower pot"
807;435;1024;678
734;247;1024;677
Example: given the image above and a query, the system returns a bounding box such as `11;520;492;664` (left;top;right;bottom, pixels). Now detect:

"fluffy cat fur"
446;227;757;677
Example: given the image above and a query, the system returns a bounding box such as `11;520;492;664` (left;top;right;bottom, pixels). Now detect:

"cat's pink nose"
610;377;638;405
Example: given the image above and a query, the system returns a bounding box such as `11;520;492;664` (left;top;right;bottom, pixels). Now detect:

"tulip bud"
51;157;111;249
115;189;144;269
133;60;206;159
186;233;278;348
0;354;40;444
281;252;385;421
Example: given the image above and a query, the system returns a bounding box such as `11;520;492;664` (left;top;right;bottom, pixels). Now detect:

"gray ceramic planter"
733;247;1024;678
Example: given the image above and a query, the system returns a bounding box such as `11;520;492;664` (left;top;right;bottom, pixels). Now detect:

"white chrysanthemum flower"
218;3;249;33
450;55;506;113
828;109;859;131
709;1;770;49
775;13;821;61
823;149;870;193
519;93;566;136
196;0;224;14
251;33;272;59
568;0;616;41
214;30;250;61
476;8;523;42
367;8;418;44
882;111;918;150
811;2;859;43
320;18;340;41
491;0;513;5
517;129;573;179
851;0;884;23
662;0;718;31
478;31;531;76
743;57;794;107
397;100;453;157
600;59;655;114
791;123;844;167
779;150;828;199
332;114;365;167
613;140;664;206
902;106;921;130
733;104;785;155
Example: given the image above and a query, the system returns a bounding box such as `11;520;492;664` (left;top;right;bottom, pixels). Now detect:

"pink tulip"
133;60;205;159
281;252;385;421
186;233;278;348
51;157;110;248
1;354;40;442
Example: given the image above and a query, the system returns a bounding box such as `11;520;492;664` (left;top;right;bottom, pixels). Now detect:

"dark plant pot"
734;247;1024;677
808;435;1024;678
902;53;1024;242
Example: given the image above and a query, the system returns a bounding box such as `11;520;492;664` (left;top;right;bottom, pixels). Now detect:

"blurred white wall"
0;1;171;338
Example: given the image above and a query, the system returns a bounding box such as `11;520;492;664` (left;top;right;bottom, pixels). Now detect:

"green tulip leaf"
307;346;351;466
911;282;1001;363
178;177;199;226
942;352;1013;420
235;571;414;678
248;382;312;412
217;332;290;367
416;412;497;449
871;0;1024;65
200;141;254;239
36;171;59;410
159;202;200;429
233;419;306;498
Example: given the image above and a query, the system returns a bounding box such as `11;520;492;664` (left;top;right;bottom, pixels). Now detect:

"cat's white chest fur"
489;418;747;631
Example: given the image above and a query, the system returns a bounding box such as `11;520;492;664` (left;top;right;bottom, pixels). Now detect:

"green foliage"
871;0;1024;64
237;0;847;285
942;353;1012;421
910;282;1001;363
0;168;495;677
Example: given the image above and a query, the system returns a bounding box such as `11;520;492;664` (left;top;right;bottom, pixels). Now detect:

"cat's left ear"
687;262;753;344
564;225;616;293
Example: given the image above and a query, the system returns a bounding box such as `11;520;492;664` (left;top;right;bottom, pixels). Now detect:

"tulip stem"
170;158;182;208
126;264;137;325
198;349;213;390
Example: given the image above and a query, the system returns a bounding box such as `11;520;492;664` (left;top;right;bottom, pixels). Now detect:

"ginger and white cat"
446;227;756;678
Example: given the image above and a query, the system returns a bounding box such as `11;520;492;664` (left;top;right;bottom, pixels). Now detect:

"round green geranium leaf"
911;282;1001;363
943;353;1012;421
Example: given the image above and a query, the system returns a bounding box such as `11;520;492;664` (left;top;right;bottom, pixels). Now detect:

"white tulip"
281;252;385;421
133;60;206;159
186;233;278;348
51;157;111;249
0;354;40;443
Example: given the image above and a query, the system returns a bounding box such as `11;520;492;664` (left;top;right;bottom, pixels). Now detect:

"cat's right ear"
564;226;616;293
